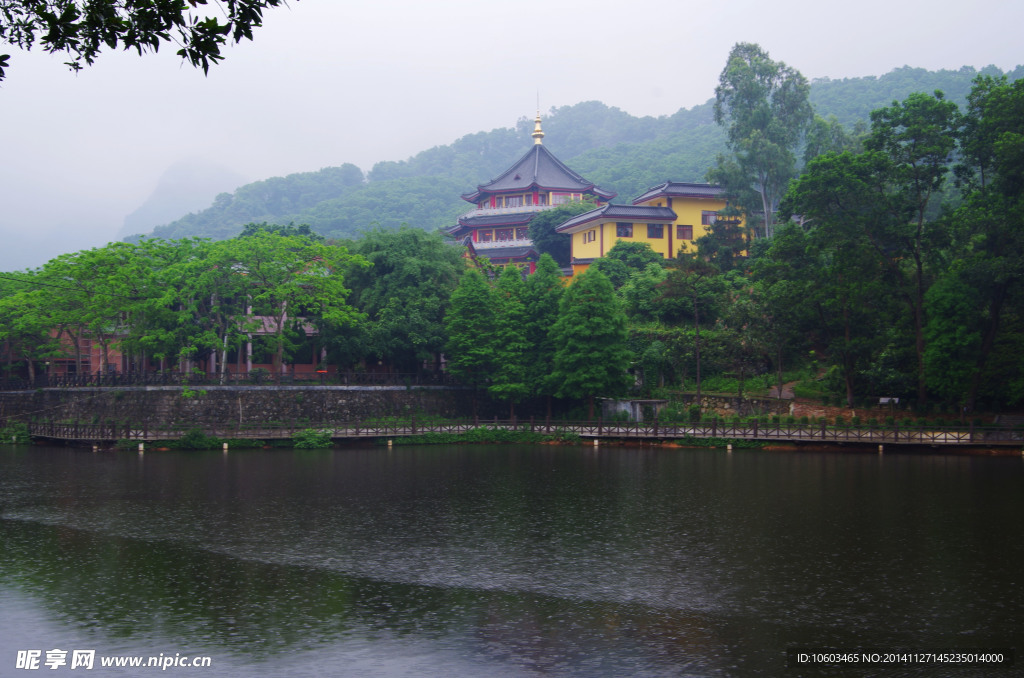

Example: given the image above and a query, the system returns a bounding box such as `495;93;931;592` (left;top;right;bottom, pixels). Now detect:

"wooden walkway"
21;419;1024;448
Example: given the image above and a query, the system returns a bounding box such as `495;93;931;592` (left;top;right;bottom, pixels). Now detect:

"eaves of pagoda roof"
463;237;538;260
554;203;677;233
631;181;726;205
461;144;616;203
456;211;536;228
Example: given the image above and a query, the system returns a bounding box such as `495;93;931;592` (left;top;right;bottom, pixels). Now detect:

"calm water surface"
0;444;1020;676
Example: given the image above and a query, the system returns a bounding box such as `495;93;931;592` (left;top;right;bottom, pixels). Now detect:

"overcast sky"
1;0;1022;270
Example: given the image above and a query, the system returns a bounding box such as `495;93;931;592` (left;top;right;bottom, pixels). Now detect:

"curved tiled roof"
554;203;677;233
445;210;536;238
631;181;726;205
463;237;538;261
456;212;535;228
461;144;616;203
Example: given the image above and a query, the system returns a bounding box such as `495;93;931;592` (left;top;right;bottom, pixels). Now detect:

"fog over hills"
118;160;248;239
132;65;1023;245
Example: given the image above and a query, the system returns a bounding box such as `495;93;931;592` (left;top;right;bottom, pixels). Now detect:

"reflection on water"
1;445;1021;676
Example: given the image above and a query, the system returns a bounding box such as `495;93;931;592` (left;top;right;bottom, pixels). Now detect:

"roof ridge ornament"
532;112;544;145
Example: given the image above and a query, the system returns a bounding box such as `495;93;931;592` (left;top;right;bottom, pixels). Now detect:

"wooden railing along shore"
14;417;1024;448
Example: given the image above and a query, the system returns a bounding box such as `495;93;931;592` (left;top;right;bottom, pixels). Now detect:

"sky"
1;0;1022;271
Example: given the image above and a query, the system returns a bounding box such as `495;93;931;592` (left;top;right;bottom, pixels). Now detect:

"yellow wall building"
555;181;743;274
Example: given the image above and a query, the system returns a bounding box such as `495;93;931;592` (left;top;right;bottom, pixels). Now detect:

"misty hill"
137;65;1023;243
119;159;248;238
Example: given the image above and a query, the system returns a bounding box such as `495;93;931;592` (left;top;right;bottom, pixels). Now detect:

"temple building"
448;114;615;272
555;181;743;275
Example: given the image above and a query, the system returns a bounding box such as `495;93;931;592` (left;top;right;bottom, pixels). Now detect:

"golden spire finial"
532;111;545;145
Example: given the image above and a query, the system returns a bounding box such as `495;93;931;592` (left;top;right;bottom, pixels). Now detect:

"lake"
1;444;1020;676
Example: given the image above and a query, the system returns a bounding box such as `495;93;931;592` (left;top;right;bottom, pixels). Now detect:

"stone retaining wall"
0;386;503;425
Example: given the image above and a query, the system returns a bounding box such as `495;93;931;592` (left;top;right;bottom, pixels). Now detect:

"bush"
293;429;332;449
851;416;861;427
248;367;270;384
170;428;220;450
0;421;31;444
834;416;845;427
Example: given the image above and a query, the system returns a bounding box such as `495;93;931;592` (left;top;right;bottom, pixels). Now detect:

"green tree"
948;75;1024;409
0;271;61;383
528;200;595;267
618;262;668;323
444;269;497;393
590;240;663;289
550;269;630;419
780;153;900;406
803;114;865;163
923;267;982;404
658;255;722;404
38;242;156;374
716;285;765;399
748;226;817;399
218;231;365;374
695;207;749;273
521;254;564;410
489;265;530;417
712;42;813;238
342;227;463;371
0;0;295;82
864;90;960;405
239;222;324;241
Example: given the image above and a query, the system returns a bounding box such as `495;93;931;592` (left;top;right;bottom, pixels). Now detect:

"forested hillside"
138;65;1022;243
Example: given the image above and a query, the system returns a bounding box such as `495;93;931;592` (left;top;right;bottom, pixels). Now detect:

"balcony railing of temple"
472;239;534;250
459;204;553;219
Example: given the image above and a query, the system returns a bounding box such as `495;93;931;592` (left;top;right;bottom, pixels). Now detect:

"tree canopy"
0;0;295;82
712;42;813;238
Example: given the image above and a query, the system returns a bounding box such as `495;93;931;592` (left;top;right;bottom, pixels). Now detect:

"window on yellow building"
537;193;548;205
616;222;632;237
496;228;513;241
582;230;596;243
677;225;693;240
480;230;493;242
506;195;523;207
515;227;528;239
647;224;664;239
701;211;718;225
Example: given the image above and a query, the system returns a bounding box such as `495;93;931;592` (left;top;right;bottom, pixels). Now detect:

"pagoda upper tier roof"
461;144;616;203
631;181;726;205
